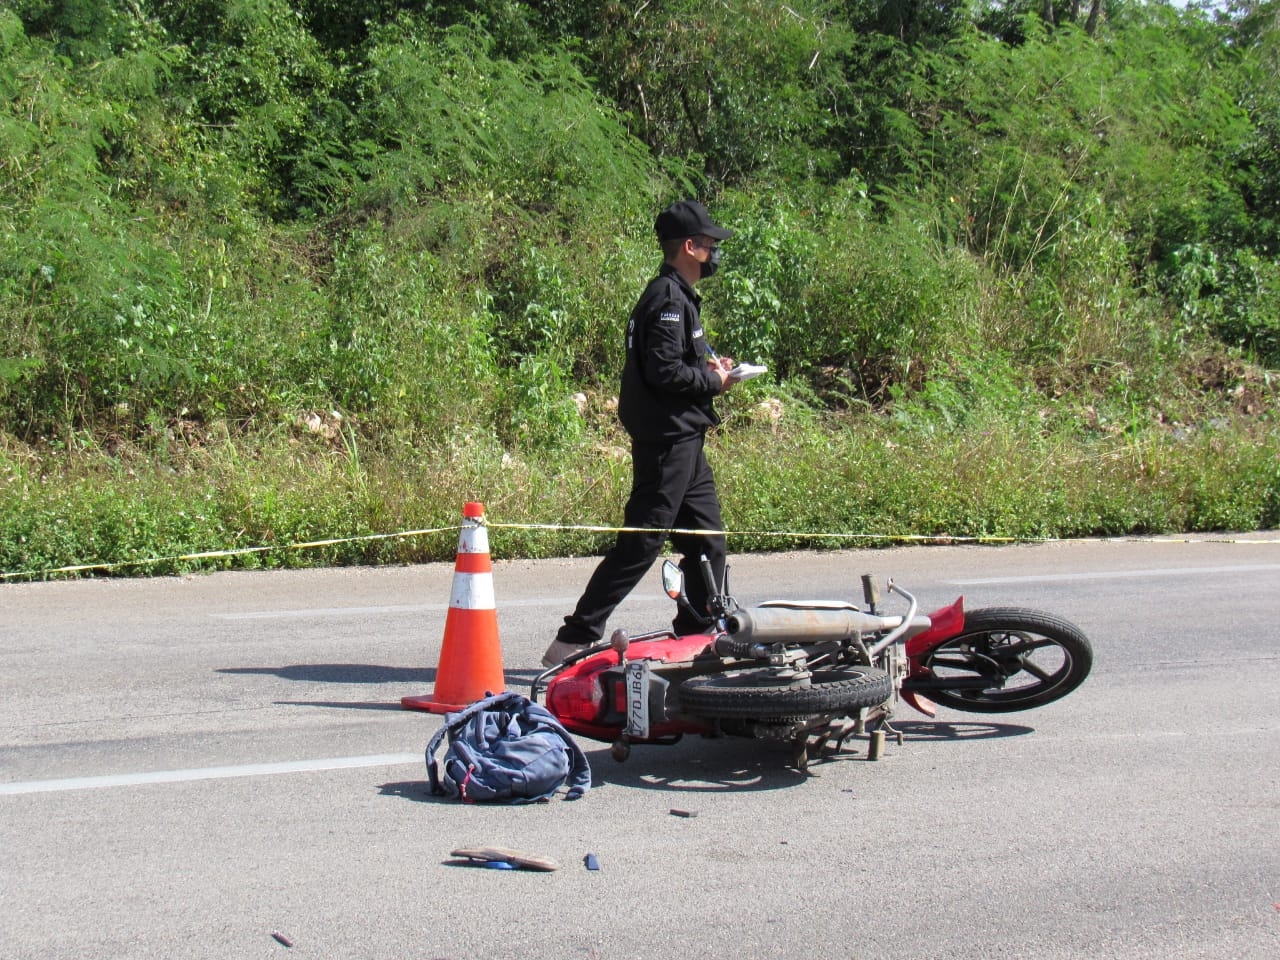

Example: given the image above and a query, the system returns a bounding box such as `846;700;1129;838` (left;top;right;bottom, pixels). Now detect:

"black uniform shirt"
618;263;724;444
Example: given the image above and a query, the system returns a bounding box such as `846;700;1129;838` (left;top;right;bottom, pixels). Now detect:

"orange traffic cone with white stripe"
401;502;506;714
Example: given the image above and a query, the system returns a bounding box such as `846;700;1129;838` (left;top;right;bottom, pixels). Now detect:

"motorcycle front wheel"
914;607;1093;713
678;666;892;720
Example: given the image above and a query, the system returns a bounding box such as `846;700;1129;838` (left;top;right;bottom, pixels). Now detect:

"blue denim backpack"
425;692;591;803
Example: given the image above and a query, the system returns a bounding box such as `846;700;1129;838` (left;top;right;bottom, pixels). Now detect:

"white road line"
948;563;1280;585
0;752;422;796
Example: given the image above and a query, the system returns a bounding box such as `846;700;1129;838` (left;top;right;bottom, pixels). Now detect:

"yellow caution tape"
2;520;1275;582
0;526;457;581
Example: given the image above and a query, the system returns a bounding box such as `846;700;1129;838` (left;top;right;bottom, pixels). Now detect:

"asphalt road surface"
3;535;1278;959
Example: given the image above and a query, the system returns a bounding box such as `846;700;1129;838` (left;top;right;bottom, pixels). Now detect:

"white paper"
729;362;767;382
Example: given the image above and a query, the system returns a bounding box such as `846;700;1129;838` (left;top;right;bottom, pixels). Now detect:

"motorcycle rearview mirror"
661;559;686;600
662;559;715;630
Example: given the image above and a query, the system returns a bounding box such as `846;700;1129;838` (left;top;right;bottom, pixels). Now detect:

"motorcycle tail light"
546;673;606;724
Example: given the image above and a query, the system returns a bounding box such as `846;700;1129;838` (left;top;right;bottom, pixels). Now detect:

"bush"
1165;245;1280;367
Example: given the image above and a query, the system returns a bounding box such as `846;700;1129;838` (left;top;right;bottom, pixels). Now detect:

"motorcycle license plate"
624;660;651;739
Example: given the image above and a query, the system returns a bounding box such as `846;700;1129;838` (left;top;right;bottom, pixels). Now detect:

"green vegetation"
2;1;1277;579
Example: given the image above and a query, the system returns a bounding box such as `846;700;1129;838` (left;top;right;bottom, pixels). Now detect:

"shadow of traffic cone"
401;502;506;714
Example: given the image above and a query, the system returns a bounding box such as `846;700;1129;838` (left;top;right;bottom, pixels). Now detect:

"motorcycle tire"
916;607;1092;713
677;666;892;720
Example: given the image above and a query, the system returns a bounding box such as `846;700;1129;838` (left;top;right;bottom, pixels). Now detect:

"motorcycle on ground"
531;557;1093;769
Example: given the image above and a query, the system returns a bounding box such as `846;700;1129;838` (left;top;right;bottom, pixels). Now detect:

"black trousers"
557;433;727;645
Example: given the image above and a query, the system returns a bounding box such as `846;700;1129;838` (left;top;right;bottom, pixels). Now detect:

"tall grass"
3;392;1276;580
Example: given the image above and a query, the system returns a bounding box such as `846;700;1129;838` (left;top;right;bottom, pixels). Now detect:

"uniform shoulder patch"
659;310;682;324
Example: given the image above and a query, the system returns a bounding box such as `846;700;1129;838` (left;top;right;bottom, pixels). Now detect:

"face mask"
700;246;721;279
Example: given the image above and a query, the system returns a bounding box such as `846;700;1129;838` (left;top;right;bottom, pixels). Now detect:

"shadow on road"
218;663;547;686
377;780;441;803
580;738;816;793
372;721;1037;803
573;719;1035;792
893;719;1035;741
218;663;435;683
217;663;553;711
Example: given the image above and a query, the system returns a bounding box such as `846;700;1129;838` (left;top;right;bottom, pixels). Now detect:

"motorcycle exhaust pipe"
725;605;901;643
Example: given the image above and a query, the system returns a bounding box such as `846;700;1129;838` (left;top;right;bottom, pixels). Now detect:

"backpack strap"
425;721;452;795
425;691;515;796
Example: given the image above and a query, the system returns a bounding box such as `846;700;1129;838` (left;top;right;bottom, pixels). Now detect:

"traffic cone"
401;502;506;714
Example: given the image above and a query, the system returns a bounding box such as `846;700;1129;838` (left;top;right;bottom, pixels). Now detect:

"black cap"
654;200;734;243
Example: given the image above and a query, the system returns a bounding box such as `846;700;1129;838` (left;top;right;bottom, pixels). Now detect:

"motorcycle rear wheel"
916;607;1092;713
678;666;892;720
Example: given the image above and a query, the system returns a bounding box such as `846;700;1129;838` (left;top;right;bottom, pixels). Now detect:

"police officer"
541;200;736;667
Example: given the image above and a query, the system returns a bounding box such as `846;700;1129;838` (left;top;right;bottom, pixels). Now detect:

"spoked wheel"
678;666;892;720
916;607;1092;713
